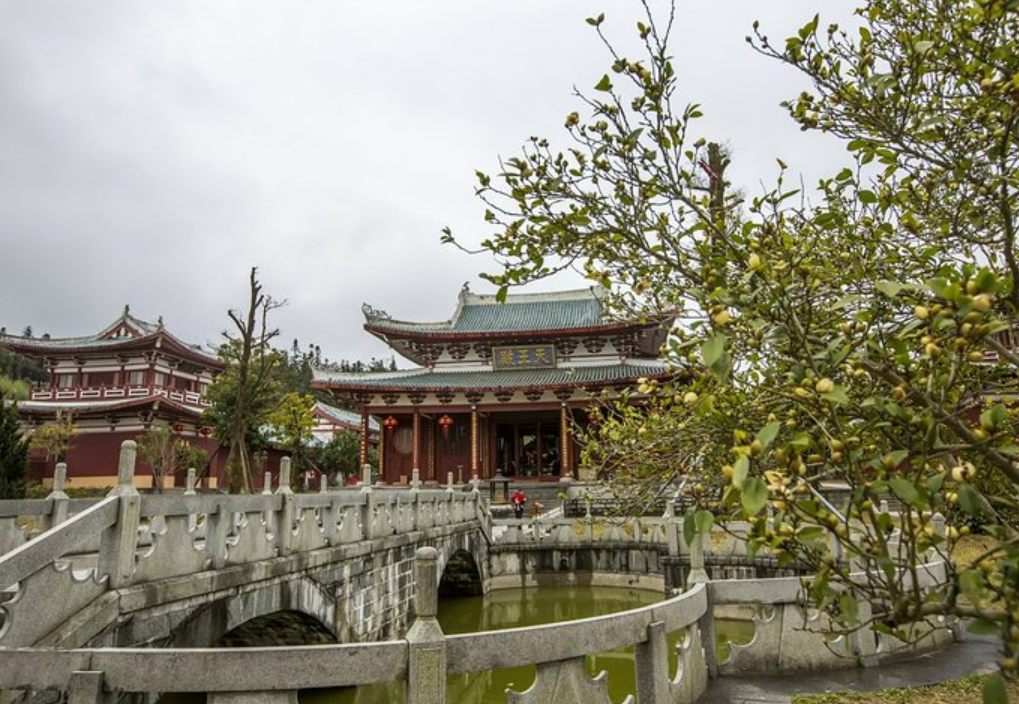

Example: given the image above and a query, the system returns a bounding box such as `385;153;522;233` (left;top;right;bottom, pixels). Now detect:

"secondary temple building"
0;307;225;488
312;285;676;485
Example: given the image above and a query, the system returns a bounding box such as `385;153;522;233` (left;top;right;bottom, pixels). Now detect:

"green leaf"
876;280;902;298
958;569;985;604
695;509;714;535
790;432;812;452
821;386;850;405
702;334;727;368
756;421;781;451
595;74;613;91
732;455;750;490
701;333;731;380
683;512;696;546
741;477;768;517
927;277;950;298
885;450;909;467
838;593;859;625
983;673;1007;704
797;525;826;544
975;269;1001;294
888;477;919;506
957;483;983;517
859;189;878;204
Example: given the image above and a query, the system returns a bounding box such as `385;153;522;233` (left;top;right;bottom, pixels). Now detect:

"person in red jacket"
510;490;527;518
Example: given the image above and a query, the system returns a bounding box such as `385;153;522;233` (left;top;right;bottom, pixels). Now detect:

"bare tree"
203;268;286;493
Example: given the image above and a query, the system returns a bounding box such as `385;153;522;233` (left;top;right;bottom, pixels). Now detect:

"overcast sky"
0;1;855;365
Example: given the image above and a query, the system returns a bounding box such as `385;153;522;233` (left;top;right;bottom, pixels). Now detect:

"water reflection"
161;587;755;704
309;585;662;704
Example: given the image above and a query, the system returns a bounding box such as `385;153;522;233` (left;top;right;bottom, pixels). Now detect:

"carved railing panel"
669;624;708;703
507;657;619;704
0;497;118;647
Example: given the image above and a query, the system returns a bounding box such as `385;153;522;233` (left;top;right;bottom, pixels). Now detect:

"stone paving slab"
699;634;1000;704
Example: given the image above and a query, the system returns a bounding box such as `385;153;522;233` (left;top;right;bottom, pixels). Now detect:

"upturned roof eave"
311;368;677;395
14;395;204;418
0;330;222;368
363;317;672;342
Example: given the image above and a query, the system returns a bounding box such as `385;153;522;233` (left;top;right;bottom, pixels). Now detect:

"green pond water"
300;586;754;704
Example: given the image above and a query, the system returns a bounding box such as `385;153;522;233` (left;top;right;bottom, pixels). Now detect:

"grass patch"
791;674;1017;704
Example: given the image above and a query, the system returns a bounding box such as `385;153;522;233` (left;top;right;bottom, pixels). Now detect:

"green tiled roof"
313;361;672;391
364;286;612;336
316;402;379;431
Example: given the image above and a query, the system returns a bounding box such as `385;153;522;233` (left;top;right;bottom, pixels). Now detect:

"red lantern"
199;426;213;437
383;415;398;432
437;414;454;438
172;422;185;434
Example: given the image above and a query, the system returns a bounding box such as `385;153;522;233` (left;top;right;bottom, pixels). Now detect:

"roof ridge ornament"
362;303;392;321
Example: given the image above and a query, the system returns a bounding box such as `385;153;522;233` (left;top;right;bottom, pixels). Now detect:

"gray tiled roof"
0;308;219;363
314;361;672;391
364;287;612;336
14;396;200;416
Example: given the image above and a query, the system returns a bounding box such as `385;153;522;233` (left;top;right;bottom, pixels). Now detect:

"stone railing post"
184;467;200;532
362;464;376;541
46;461;70;527
635;620;670;700
665;501;680;558
410;468;422;530
406;546;447;704
262;471;273;495
558;476;571;513
697;585;718;680
446;471;454;493
68;671;106;704
99;440;141;588
277;457;295;556
848;554;879;667
278;457;293;495
687;526;709;583
206;499;230;570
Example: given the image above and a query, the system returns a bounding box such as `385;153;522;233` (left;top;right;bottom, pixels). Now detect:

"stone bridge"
0;441;488;650
0;442;964;704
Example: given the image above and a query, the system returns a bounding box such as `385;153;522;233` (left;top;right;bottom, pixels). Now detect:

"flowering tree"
448;0;1019;696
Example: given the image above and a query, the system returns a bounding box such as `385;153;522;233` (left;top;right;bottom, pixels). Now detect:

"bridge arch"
168;576;336;648
438;549;484;597
215;610;337;647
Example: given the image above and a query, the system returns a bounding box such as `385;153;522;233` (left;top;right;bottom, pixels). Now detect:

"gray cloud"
0;1;855;363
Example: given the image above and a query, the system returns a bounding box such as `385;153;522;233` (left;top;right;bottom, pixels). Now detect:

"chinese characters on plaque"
492;344;557;370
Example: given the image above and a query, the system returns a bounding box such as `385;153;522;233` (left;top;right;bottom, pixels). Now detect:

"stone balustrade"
0;546;958;704
710;558;957;673
0;546;712;704
0;443;962;703
0;441;485;649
